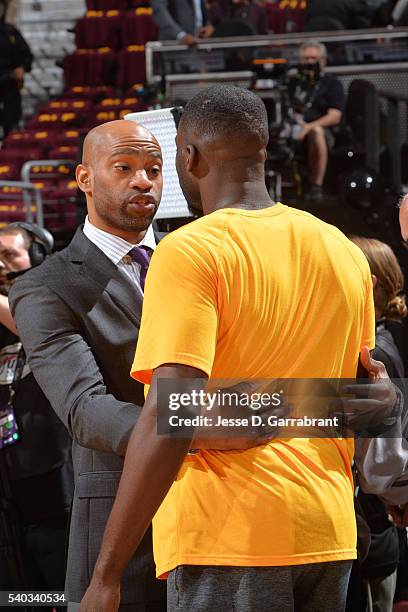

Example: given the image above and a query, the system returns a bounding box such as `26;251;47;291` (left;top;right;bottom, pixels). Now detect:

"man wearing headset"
0;222;73;611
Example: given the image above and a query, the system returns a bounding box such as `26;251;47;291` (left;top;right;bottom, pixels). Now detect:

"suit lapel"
104;270;143;327
68;228;144;327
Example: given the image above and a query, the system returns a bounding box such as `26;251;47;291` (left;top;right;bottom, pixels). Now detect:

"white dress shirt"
83;216;157;294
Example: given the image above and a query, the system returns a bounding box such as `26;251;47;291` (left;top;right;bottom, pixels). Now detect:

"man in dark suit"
9;119;280;610
152;0;213;45
9;120;167;612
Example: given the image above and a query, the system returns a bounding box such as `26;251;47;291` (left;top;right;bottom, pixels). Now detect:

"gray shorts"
167;561;352;612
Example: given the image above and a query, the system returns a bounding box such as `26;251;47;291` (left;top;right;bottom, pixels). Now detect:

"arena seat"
41;99;93;114
86;0;127;9
0;148;48;169
26;111;86;130
75;11;122;49
266;1;306;34
63;86;117;101
0;204;27;223
116;45;146;88
42;179;79;231
129;0;151;6
49;146;80;160
4;131;57;150
121;8;157;46
63;48;116;87
0;164;19;181
54;129;83;147
94;96;142;112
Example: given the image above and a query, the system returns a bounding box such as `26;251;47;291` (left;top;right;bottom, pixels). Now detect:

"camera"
253;50;321;158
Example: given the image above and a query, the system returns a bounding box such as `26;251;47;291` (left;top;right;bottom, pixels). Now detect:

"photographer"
295;40;345;202
0;223;73;611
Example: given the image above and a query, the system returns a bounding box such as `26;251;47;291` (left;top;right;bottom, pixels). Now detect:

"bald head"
76;119;163;242
82;120;160;167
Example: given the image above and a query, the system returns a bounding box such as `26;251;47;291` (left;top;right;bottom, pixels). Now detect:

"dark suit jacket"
9;227;166;605
152;0;207;39
306;0;371;29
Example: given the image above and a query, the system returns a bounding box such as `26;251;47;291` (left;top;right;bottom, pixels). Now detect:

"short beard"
94;194;157;235
119;201;158;231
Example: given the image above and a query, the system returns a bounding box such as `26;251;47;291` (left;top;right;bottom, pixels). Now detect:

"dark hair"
180;85;269;147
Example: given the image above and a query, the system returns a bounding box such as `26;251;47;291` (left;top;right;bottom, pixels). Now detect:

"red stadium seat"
94;96;142;113
0;203;27;222
63;48;116;87
87;109;121;128
75;11;122;49
129;0;151;6
86;0;127;9
26;111;86;130
28;163;74;180
0;187;34;222
4;130;57;150
0;164;19;180
0;185;24;198
94;97;125;110
63;86;116;101
0;148;47;169
266;1;306;34
54;129;82;147
121;8;157;46
43;179;79;231
48;146;79;160
41;99;93;114
116;45;145;88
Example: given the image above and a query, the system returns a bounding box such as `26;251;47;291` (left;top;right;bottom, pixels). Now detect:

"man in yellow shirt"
80;85;381;612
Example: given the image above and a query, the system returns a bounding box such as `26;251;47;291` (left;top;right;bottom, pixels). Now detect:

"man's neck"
201;182;275;215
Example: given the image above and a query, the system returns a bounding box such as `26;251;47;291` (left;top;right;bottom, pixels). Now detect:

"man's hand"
339;347;398;431
192;380;291;450
178;33;197;45
13;66;25;82
198;25;215;38
388;503;408;528
79;579;120;612
296;120;313;141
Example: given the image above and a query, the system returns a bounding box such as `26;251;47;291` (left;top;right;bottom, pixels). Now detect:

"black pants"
0;515;69;611
0;80;22;138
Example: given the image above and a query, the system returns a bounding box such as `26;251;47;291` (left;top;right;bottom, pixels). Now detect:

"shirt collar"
83;216;157;266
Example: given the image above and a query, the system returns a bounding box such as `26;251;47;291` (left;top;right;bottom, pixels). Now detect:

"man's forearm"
93;397;192;583
308;109;342;130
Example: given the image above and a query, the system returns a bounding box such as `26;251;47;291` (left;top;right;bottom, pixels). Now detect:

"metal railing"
0;180;43;226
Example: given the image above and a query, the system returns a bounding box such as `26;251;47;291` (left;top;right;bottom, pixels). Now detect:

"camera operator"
295;40;345;202
0;223;73;611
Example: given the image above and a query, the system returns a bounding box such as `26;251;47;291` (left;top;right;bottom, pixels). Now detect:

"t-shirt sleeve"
327;78;346;113
131;231;219;384
360;271;376;352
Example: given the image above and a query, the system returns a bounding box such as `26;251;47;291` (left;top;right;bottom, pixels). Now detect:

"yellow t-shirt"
131;204;375;578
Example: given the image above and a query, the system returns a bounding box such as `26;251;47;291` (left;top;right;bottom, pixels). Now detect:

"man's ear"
372;274;378;290
76;164;92;195
185;144;198;174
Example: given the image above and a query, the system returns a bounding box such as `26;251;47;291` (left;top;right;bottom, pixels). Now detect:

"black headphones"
7;222;54;267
